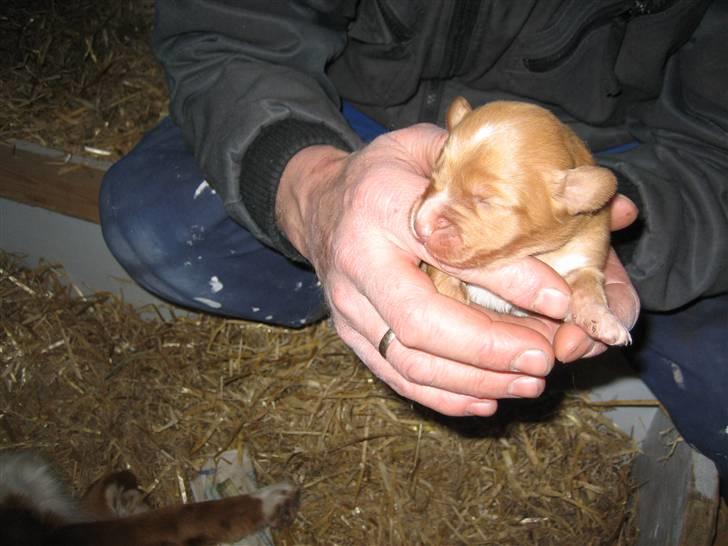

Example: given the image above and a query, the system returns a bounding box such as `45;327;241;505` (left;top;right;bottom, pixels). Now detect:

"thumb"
610;194;638;231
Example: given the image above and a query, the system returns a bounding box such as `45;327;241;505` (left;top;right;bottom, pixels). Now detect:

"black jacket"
153;0;728;311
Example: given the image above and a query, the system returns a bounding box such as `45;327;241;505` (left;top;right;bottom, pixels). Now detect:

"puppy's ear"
551;165;617;215
446;97;472;131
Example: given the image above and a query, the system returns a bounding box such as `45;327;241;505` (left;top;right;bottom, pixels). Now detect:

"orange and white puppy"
0;450;299;546
412;98;632;346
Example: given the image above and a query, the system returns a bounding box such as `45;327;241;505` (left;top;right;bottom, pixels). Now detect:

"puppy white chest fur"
465;284;527;317
540;252;590;277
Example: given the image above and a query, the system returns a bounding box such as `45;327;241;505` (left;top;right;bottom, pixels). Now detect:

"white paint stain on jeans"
209;276;223;293
193;180;216;199
188;225;205;245
194;297;222;309
671;362;686;390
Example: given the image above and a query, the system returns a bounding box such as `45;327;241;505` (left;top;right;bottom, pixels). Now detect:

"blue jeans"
627;296;728;492
99;106;727;487
99;104;384;328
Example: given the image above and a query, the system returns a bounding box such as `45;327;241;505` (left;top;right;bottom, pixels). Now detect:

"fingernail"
465;401;498;416
507;377;545;398
563;339;595;363
534;288;570;318
510;350;552;376
582;343;607;359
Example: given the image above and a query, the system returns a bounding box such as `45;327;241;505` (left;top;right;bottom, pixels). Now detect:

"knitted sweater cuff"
239;118;353;263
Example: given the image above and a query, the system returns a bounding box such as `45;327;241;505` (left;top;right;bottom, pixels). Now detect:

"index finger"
438;257;572;320
365;254;556;374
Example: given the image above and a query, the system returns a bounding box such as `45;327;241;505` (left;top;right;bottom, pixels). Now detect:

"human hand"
276;124;601;417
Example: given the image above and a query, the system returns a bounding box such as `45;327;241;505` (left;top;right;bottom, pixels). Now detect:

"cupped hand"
276;124;639;417
277;125;553;416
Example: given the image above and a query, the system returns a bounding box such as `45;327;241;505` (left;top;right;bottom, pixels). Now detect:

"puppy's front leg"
566;267;632;346
133;482;300;545
53;482;299;546
425;264;468;303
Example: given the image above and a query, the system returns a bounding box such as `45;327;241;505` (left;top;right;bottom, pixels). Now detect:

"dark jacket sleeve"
597;4;728;311
153;0;362;262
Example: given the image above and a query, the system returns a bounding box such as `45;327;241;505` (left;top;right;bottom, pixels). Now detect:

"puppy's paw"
572;303;632;346
254;482;300;529
103;471;152;517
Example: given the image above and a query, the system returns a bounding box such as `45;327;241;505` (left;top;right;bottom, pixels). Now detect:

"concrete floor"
1;197;170;311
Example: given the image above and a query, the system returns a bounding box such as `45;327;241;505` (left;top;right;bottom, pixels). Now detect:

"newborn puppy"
411;98;632;346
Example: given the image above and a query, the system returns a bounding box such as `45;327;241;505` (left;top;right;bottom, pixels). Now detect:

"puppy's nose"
414;221;432;242
412;205;433;242
412;191;449;243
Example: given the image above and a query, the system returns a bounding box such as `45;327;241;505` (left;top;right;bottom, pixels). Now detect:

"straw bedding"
0;253;638;545
0;0;165;159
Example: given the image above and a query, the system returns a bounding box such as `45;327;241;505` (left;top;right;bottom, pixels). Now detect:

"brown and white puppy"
412;98;632;346
0;450;299;546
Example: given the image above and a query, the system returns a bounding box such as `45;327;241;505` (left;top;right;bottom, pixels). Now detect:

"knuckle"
327;282;351;315
507;266;541;298
394;353;419;383
345;173;375;212
473;335;497;368
468;371;501;398
330;316;354;344
396;353;436;387
389;300;429;349
483;262;542;304
330;240;357;273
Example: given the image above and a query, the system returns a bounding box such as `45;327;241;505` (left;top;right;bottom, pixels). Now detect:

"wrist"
276;145;349;259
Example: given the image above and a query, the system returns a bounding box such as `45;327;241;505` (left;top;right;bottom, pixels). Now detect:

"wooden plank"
0;141;112;224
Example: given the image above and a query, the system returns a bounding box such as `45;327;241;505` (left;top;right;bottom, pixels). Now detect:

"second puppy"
0;450;299;546
411;98;632;346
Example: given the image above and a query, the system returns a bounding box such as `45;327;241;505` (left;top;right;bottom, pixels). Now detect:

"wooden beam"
0;141;112;224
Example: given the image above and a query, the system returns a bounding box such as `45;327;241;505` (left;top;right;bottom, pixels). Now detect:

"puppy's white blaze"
472;122;497;144
542;253;590;276
465;284;528;317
